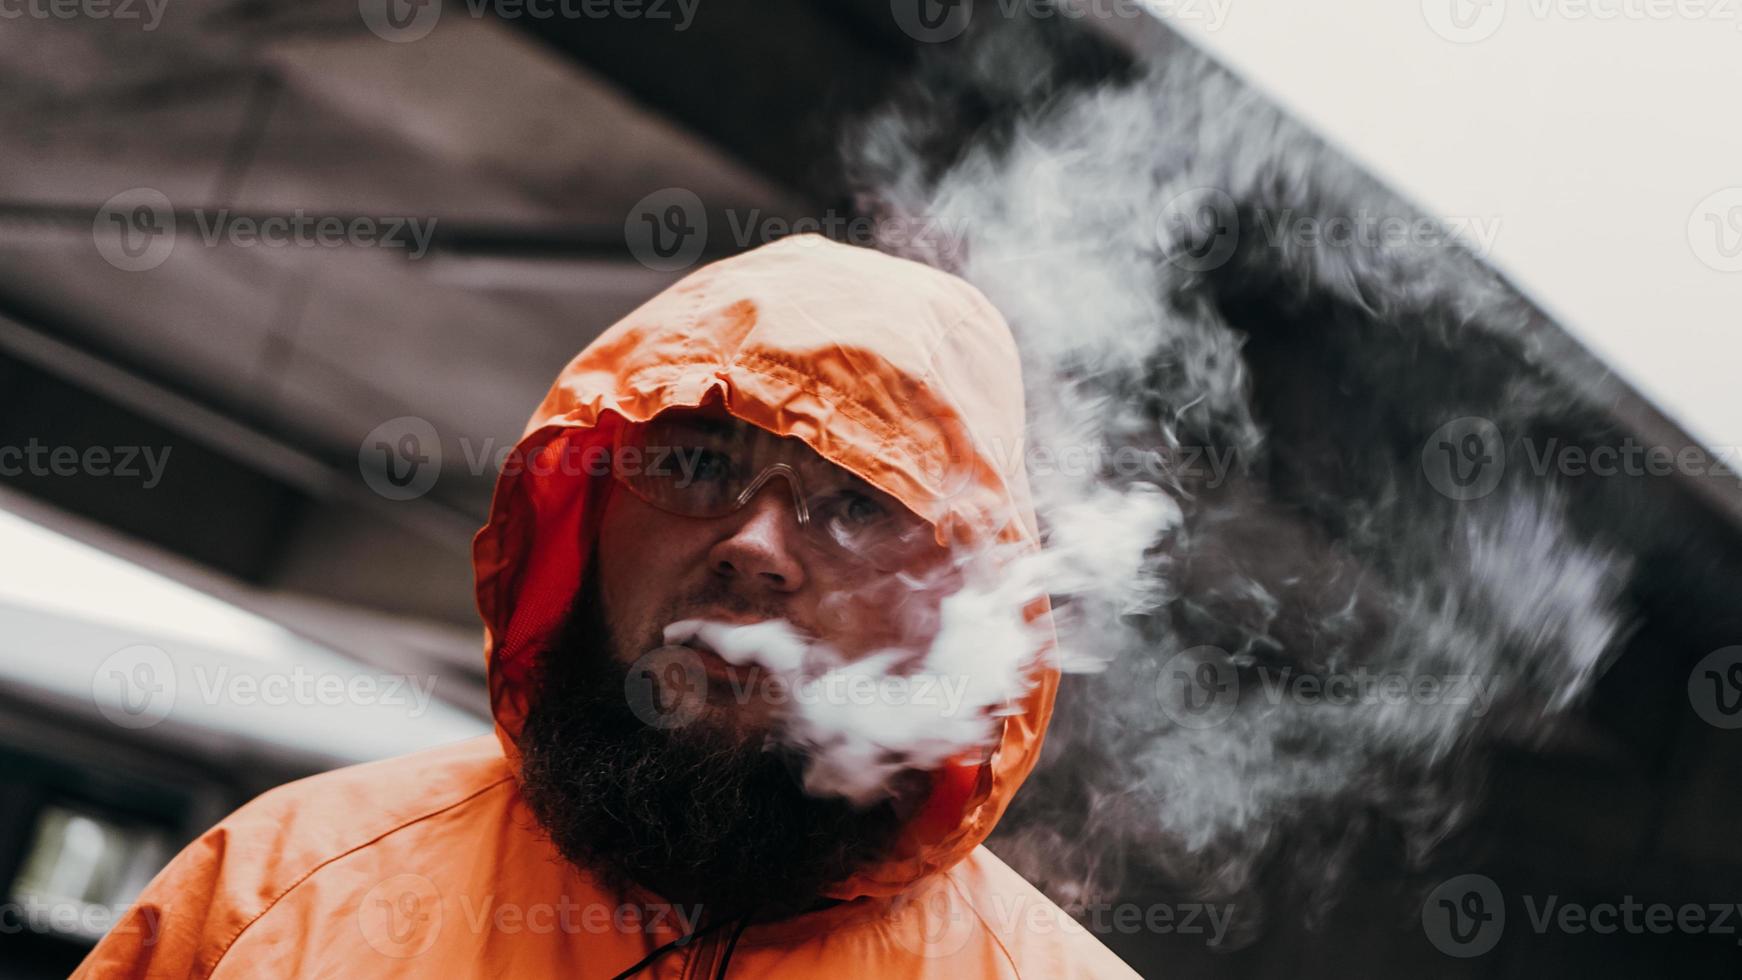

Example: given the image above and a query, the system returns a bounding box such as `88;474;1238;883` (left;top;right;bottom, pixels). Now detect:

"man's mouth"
660;619;772;695
687;640;764;689
662;617;812;677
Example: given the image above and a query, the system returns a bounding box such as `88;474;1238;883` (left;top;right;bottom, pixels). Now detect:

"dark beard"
516;574;906;920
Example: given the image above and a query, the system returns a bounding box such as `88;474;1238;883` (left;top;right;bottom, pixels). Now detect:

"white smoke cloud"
839;28;1636;937
643;25;1636;944
662;479;1178;806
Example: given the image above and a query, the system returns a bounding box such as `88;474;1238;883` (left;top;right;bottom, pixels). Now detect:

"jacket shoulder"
220;733;513;869
73;735;515;979
943;847;1144;980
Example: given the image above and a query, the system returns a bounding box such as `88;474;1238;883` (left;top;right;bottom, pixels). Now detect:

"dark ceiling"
0;0;1150;699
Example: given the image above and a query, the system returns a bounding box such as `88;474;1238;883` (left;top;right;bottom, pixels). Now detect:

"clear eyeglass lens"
616;416;937;569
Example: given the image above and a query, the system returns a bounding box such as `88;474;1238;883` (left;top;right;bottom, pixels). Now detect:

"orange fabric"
73;235;1140;978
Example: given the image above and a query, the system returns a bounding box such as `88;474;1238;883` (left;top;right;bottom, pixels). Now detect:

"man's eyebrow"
657;414;737;437
806;457;898;500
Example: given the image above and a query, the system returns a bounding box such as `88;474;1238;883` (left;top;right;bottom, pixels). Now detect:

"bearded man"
75;235;1140;978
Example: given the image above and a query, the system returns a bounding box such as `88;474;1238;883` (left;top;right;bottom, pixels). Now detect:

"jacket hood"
471;234;1054;900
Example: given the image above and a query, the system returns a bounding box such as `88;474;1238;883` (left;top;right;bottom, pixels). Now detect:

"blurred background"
0;1;1738;977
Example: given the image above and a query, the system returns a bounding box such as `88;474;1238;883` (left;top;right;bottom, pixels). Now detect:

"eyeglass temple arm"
733;463;811;524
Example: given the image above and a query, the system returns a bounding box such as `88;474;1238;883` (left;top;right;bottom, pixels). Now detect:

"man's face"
594;407;957;736
516;407;960;914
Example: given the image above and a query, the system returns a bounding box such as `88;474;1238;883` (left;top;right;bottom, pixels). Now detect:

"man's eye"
690;449;734;482
831;490;890;527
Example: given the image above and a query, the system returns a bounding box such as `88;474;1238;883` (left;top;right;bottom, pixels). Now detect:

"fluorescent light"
0;508;297;661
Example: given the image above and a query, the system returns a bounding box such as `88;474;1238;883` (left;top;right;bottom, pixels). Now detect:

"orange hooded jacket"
73;235;1141;979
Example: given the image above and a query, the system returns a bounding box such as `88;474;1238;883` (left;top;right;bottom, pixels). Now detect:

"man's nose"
707;480;807;594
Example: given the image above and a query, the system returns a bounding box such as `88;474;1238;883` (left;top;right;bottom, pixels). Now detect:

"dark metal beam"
0;313;481;630
505;0;911;198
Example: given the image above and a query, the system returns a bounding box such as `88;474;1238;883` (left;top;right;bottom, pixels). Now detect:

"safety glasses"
610;411;941;572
